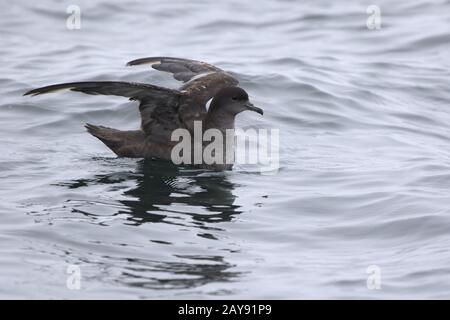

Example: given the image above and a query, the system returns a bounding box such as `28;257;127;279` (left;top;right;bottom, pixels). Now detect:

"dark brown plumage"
24;57;263;169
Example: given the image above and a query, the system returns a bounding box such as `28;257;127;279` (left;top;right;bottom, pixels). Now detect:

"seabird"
24;57;263;170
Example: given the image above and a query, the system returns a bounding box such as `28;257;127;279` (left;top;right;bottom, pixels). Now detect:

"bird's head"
209;86;263;116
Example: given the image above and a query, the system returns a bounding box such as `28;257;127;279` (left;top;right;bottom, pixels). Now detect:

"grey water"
1;0;450;299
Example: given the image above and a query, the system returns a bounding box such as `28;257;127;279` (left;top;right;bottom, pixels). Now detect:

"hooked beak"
245;101;264;115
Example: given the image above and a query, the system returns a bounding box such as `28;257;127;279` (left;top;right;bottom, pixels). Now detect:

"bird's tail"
85;123;145;157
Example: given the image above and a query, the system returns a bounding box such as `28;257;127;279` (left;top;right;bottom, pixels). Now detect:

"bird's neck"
201;108;236;170
204;108;236;131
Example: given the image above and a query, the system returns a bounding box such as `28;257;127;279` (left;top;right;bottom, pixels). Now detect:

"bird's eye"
231;96;238;101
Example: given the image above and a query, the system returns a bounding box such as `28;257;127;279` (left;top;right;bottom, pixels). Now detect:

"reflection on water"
57;159;242;227
40;158;245;292
111;255;241;291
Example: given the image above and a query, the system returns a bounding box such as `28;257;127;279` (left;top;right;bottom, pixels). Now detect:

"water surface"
1;0;450;299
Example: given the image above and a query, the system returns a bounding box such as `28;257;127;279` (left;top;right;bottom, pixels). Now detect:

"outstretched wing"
126;57;239;107
24;81;175;100
24;81;182;143
127;57;222;82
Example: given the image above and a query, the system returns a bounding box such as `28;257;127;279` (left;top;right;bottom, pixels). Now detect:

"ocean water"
1;0;450;299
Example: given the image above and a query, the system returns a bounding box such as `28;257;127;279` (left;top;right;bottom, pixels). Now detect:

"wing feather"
126;57;239;108
24;81;183;143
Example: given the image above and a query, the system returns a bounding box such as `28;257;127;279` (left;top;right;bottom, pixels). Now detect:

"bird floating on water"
24;57;263;170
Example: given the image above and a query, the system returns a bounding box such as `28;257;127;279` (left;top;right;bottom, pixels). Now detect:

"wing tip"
126;57;161;67
23;89;40;96
23;85;72;97
23;89;43;97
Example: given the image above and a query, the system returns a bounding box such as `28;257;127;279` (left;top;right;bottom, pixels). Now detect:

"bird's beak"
245;101;264;115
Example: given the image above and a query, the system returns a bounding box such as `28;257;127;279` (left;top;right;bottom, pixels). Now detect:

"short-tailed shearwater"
24;57;263;170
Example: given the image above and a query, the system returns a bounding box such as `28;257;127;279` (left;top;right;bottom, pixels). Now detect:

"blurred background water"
1;0;450;299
